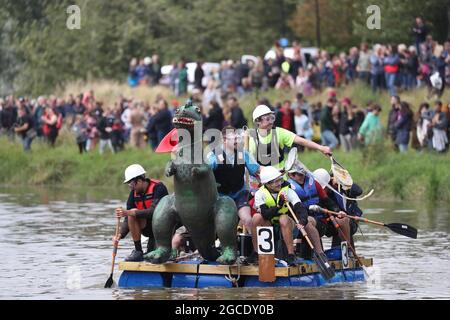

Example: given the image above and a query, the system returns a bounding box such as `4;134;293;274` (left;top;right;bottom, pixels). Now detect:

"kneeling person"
114;164;169;262
250;166;308;266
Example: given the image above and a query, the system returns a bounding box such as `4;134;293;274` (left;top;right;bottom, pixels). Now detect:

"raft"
118;249;373;288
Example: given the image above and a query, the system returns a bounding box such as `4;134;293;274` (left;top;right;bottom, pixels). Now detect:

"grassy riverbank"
1;81;449;203
1;134;449;203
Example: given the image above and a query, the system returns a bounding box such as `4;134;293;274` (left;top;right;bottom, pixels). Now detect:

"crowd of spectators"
1;18;449;154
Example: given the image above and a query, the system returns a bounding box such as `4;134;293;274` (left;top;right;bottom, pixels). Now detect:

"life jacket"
213;150;246;194
259;183;291;224
252;128;285;167
288;174;320;207
133;179;161;210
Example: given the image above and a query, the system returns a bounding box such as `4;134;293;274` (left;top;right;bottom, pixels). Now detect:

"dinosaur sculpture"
144;101;238;265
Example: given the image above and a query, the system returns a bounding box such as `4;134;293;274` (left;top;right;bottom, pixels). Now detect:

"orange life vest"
133;179;161;210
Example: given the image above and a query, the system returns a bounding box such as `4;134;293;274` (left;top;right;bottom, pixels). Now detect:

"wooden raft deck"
119;257;373;277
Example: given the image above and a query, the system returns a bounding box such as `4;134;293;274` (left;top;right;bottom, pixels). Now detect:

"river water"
0;185;449;300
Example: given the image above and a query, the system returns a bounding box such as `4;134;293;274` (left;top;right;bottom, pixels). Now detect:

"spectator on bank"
149;54;162;86
72;115;88;154
41;107;59;147
194;61;205;91
279;100;295;132
358;105;383;146
0;99;17;141
416;103;432;150
153;99;173;145
204;100;225;132
412;17;428;56
387;96;402;147
14;107;34;152
357;43;371;84
97;109;115;155
129;103;146;149
320;97;339;149
370;45;385;93
227;97;247;129
178;61;188;96
394;102;414;153
128;58;139;87
430;101;448;153
339;98;355;152
293;107;313;142
384;45;400;97
202;80;223;112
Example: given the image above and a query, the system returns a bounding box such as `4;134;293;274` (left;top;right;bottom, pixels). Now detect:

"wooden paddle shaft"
110;218;121;274
320;207;385;227
285;203;315;250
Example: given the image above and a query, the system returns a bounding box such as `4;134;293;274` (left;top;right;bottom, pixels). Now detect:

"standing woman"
430;101;448;153
41;107;58;147
394;102;413;153
384;45;400;97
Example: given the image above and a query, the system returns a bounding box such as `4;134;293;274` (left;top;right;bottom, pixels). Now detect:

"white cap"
123;164;146;184
252;105;274;122
144;57;152;65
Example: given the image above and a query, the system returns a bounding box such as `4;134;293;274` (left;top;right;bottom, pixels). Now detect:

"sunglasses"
258;114;275;123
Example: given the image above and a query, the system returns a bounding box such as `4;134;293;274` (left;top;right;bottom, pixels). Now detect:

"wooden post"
257;226;276;282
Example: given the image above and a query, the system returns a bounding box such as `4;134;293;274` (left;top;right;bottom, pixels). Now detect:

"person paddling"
249;166;309;266
313;169;352;251
113;164;169;262
287;161;346;257
249;105;331;169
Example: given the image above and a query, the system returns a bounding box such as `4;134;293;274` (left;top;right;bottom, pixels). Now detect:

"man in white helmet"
288;162;345;257
113;164;169;262
312;168;352;251
248;166;309;266
249;104;332;170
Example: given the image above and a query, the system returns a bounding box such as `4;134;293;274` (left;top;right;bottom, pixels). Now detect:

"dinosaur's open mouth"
173;117;195;126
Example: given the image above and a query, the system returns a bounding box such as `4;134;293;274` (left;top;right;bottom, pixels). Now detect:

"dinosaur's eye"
175;108;180;114
195;107;201;113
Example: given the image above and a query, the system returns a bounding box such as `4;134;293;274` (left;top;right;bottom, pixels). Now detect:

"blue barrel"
118;271;167;288
244;276;291;287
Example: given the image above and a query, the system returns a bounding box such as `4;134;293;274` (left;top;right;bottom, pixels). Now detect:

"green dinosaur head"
173;100;202;129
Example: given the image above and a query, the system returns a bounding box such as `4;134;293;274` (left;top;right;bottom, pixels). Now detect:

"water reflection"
0;186;449;299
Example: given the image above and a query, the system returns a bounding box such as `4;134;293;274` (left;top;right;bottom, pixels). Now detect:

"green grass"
1;81;449;203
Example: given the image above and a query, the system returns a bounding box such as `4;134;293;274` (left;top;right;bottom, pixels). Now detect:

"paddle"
285;203;335;281
308;205;370;277
105;217;121;288
309;205;418;239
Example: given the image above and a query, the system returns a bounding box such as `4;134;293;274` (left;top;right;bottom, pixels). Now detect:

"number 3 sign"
257;227;275;255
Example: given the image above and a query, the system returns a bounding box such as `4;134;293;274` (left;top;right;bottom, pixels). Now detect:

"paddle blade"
104;274;114;288
312;252;335;281
387;223;418;239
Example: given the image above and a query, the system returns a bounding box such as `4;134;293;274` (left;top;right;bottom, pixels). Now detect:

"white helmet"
252;105;274;122
123;164;146;184
260;166;283;184
313;168;330;189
